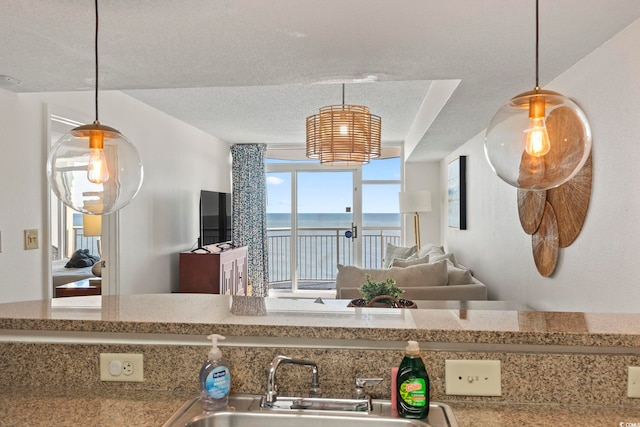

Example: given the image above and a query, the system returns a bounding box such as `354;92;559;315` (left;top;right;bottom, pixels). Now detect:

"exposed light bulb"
523;117;551;157
87;130;110;184
523;96;551;157
340;125;349;135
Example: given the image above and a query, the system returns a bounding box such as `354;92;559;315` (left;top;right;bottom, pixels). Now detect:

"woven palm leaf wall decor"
516;107;593;277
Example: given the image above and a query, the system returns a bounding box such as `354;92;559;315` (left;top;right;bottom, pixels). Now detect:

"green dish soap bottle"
396;340;430;419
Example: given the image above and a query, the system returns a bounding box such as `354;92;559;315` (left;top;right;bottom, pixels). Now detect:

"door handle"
344;223;357;239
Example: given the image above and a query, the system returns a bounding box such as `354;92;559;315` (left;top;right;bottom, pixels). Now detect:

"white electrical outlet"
628;367;640;397
445;360;501;396
100;353;144;382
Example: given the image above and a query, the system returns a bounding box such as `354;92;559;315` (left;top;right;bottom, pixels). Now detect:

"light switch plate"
24;229;38;250
445;359;502;396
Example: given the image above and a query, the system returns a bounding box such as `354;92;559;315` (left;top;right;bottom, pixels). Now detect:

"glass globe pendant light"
47;0;143;215
484;0;591;191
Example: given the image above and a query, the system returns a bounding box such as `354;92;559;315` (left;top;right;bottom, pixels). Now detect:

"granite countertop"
1;295;638;425
1;387;639;426
0;294;639;347
0;387;190;427
449;401;640;426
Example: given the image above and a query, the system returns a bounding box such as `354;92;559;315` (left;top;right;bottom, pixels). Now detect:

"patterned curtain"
231;144;269;297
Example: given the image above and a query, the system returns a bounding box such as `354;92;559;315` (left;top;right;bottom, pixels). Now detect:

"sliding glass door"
296;171;356;291
266;165;359;293
266;156;401;295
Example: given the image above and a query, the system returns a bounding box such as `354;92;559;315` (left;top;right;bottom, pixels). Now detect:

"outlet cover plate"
100;353;144;382
628;367;640;398
445;359;501;396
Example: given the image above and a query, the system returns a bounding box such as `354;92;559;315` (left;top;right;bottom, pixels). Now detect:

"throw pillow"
423;245;446;258
456;262;473;275
429;252;460;268
382;243;417;268
385;261;447;287
415;244;444;259
336;264;387;286
92;260;102;277
447;266;474;285
392;254;429;268
336;261;448;289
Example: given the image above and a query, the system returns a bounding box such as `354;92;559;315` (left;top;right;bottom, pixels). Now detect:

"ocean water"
267;213;400;228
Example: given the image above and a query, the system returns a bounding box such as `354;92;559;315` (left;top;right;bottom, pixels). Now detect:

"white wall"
98;92;231;295
403;162;441;247
0;89;230;302
441;17;640;313
0;89;47;302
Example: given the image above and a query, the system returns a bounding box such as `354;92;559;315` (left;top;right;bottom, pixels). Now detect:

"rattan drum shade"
306;104;381;166
307;105;381;166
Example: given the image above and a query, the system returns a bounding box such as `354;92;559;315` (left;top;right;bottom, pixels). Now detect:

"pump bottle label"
205;366;231;399
399;378;427;407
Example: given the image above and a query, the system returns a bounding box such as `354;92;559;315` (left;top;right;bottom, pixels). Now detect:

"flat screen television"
199;190;232;247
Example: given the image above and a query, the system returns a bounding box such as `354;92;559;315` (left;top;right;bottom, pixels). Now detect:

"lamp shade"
306;105;381;166
399;190;432;214
82;213;102;237
306;85;381;166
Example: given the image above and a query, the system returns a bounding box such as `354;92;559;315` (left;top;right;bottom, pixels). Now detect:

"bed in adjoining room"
52;249;100;288
52;259;97;287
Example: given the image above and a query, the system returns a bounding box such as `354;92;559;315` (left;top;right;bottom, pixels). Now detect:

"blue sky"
266;158;401;214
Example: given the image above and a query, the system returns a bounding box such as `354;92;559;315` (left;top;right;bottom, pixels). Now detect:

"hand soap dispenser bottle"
396;340;430;419
199;334;231;411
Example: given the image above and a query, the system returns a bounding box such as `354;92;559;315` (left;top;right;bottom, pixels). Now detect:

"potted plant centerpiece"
348;274;417;308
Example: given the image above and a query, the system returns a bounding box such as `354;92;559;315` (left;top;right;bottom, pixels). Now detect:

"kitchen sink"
163;394;458;427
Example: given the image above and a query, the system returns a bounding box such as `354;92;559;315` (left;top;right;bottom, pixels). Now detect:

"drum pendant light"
484;0;591;191
47;0;143;215
306;84;381;166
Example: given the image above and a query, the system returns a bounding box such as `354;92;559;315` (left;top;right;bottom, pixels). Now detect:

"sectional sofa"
335;244;488;301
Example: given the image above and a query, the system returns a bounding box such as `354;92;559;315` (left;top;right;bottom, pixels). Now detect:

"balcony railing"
74;228;100;254
267;227;400;287
52;228;100;261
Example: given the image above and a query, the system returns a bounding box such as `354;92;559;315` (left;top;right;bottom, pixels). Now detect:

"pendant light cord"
94;0;99;123
535;0;539;89
341;83;345;105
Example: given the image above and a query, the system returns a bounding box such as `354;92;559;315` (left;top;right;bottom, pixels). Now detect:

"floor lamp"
399;190;432;249
82;214;102;258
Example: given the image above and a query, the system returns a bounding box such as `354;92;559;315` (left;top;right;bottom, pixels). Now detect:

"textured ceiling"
1;0;640;161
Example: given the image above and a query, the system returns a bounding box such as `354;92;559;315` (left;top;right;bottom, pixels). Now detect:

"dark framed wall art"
448;155;467;230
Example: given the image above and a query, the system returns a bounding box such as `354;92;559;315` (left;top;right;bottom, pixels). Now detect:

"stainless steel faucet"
353;377;383;411
264;355;321;405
